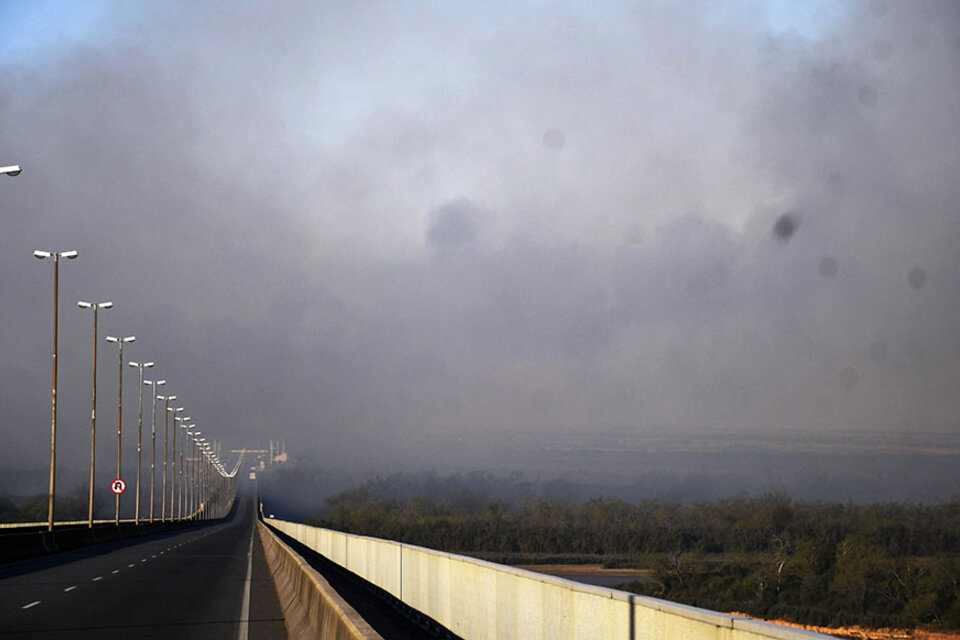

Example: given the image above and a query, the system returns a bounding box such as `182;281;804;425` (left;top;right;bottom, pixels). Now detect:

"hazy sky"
1;1;958;473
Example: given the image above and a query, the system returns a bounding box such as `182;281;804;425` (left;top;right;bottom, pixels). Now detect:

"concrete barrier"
267;519;831;640
257;519;382;640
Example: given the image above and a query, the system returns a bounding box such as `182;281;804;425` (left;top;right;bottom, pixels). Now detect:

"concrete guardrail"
265;518;833;640
257;519;382;640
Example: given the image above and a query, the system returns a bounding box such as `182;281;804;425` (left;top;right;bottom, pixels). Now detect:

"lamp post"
196;438;207;520
78;301;113;527
191;430;201;517
200;443;208;519
174;415;190;519
169;407;183;519
179;423;193;519
143;379;165;520
105;335;134;525
156;395;177;520
184;427;193;518
34;250;78;531
128;361;154;524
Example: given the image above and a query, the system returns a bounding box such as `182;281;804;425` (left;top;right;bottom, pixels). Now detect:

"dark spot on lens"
871;40;893;61
686;276;708;297
773;213;798;242
624;224;644;245
858;86;878;107
908;267;927;289
869;340;888;362
826;172;845;195
819;256;839;278
543;129;566;149
839;367;860;389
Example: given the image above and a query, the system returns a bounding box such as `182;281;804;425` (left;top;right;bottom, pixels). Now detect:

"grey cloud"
1;0;958;481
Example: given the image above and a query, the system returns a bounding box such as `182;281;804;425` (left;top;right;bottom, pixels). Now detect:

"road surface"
0;480;285;639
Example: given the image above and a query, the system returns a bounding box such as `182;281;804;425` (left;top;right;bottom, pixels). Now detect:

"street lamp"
34;250;78;531
143;379;165;521
128;361;154;524
105;335;134;525
184;427;194;517
156;395;177;520
78;301;113;527
174;415;190;519
191;430;202;517
169;407;184;518
180;423;194;518
2;164;21;176
194;438;207;519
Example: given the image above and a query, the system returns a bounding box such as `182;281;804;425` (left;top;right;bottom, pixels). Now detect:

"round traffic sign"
110;478;126;495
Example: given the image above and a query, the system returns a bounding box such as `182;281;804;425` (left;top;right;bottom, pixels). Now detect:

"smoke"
1;1;958;480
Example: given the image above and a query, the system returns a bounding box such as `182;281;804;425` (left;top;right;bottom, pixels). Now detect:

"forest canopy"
303;471;960;632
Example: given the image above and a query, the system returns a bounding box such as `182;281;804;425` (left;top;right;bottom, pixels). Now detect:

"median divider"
257;519;383;640
266;518;832;640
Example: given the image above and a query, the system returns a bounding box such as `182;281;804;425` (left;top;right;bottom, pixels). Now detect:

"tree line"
308;472;960;632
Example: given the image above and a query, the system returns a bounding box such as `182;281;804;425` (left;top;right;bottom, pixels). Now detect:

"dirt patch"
730;612;960;640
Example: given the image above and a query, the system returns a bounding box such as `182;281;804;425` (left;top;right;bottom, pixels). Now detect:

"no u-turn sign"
111;479;126;495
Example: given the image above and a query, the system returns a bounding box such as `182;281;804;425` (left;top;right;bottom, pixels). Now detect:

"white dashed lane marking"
92;577;102;582
22;601;41;610
64;586;76;592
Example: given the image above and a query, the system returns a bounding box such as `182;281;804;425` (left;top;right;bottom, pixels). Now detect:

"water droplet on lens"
819;256;839;278
907;267;927;289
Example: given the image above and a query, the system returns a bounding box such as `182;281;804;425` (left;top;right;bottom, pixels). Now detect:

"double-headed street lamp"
78;301;113;527
164;407;183;520
189;430;201;517
173;414;189;519
34;250;78;531
143;379;166;521
179;422;194;518
177;418;197;519
105;335;134;525
128;361;154;524
169;408;184;519
156;395;177;520
194;436;204;517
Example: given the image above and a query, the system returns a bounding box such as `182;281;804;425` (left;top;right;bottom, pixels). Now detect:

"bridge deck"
0;482;286;639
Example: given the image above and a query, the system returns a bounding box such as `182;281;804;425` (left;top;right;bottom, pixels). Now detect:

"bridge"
1;465;832;639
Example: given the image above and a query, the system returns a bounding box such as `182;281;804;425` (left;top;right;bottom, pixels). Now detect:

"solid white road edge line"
236;523;254;640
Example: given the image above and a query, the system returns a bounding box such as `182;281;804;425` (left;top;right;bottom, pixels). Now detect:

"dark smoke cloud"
1;1;958;483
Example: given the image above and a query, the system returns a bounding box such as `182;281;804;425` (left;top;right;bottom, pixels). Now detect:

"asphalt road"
0;480;286;639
